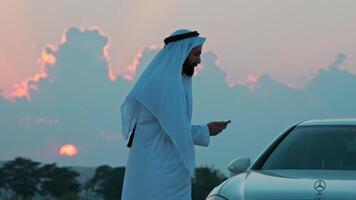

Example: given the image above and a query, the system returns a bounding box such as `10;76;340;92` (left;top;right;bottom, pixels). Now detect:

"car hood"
220;170;356;200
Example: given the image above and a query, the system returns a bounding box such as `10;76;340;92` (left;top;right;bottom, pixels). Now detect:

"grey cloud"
0;27;132;166
193;52;356;173
1;32;355;174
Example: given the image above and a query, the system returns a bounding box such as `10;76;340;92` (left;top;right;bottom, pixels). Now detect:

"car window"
261;125;356;170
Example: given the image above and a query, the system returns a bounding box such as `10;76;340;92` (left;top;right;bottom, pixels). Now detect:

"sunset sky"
1;0;356;173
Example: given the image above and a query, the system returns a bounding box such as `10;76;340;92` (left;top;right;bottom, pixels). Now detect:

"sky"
1;0;356;174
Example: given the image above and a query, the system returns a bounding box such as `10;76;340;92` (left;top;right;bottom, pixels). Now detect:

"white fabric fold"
121;29;206;177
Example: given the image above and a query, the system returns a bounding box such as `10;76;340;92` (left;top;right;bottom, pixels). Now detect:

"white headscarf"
120;29;206;177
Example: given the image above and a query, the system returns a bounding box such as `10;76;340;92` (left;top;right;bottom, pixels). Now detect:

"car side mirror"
227;157;250;175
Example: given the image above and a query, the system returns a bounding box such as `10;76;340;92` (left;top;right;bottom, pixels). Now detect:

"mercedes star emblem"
314;179;326;193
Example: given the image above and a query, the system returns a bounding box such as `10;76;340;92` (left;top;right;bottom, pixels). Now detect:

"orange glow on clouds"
4;46;57;101
233;74;261;93
40;46;56;65
123;45;160;81
59;144;78;157
245;74;260;93
246;74;259;85
0;1;37;98
4;27;113;101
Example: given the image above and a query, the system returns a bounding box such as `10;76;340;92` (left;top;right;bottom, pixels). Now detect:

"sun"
59;144;78;157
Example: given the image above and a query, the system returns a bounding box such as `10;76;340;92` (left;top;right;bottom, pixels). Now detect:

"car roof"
298;118;356;126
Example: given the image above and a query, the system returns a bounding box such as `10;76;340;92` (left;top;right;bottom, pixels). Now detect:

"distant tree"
60;191;80;200
192;167;227;200
0;157;41;200
0;167;5;197
38;163;56;198
102;167;125;199
87;165;125;200
82;177;95;200
39;163;80;199
87;165;112;198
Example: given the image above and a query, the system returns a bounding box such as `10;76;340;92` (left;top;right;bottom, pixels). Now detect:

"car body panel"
244;170;356;200
214;170;356;200
298;119;356;126
207;119;356;200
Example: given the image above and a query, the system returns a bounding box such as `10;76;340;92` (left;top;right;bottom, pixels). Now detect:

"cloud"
1;28;355;174
193;51;356;173
3;27;116;101
305;53;356;115
4;46;51;101
120;45;160;81
0;27;132;166
97;130;122;143
18;116;60;128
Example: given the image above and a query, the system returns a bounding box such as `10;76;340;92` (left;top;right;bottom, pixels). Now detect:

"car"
206;118;356;200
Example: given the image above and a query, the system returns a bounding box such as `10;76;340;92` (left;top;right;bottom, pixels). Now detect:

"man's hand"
207;121;228;136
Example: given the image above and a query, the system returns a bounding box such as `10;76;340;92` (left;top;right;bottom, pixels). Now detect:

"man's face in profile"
182;45;202;77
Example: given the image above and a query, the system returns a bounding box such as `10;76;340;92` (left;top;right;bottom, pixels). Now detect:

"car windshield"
261;125;356;170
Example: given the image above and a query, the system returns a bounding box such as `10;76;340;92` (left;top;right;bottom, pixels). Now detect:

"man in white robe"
120;29;228;200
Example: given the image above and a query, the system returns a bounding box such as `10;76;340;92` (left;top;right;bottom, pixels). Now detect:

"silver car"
206;118;356;200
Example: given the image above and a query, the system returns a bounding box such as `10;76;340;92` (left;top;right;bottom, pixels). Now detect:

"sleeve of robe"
191;124;210;147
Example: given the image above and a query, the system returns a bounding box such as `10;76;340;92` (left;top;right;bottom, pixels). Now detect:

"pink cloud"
3;27;113;101
202;50;310;90
4;45;56;101
18;116;60;128
98;130;122;142
201;51;262;91
234;74;261;93
286;83;299;89
120;45;160;81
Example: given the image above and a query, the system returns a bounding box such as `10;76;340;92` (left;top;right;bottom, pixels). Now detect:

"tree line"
0;157;227;200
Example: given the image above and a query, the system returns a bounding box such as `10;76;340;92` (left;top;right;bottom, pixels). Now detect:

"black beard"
182;59;196;77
